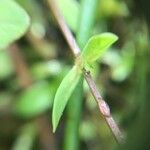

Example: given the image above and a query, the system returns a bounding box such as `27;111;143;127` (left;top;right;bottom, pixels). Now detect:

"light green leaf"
57;0;80;32
0;0;30;49
81;33;118;64
52;66;81;132
14;82;52;118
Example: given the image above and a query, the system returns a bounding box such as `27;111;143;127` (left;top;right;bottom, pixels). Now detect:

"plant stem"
47;0;124;144
64;0;98;149
83;69;124;143
47;0;80;57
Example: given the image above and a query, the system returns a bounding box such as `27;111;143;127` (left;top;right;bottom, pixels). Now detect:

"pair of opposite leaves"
52;33;118;132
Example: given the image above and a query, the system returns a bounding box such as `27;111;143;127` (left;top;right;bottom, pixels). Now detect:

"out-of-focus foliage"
0;0;150;150
14;82;53;118
0;0;30;49
102;42;135;82
12;123;37;150
99;0;129;17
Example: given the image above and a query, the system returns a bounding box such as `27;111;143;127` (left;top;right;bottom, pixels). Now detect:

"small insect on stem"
83;68;90;75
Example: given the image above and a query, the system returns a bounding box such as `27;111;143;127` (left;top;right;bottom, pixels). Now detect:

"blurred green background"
0;0;150;150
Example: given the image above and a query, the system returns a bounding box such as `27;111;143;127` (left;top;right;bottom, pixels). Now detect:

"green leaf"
57;0;80;32
81;33;118;64
0;0;30;49
52;66;81;132
14;82;52;118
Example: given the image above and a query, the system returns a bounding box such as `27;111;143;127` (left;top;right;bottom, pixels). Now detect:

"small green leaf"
52;66;81;132
81;33;118;64
0;0;30;49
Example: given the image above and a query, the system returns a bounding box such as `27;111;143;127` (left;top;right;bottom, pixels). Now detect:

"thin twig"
83;69;124;144
47;0;80;57
47;0;125;144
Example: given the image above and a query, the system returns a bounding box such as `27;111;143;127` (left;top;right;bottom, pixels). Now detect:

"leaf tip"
104;32;119;43
112;34;119;43
52;110;57;133
52;106;60;133
52;127;56;133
